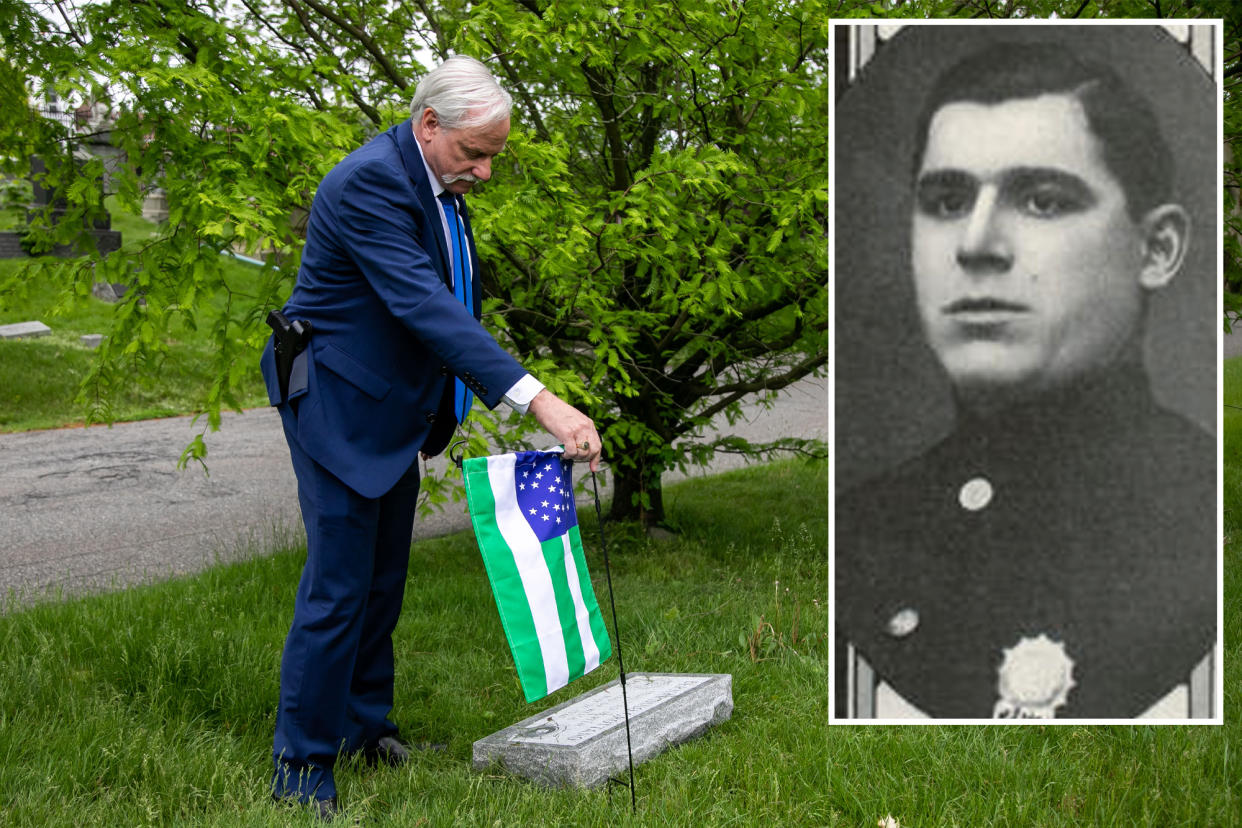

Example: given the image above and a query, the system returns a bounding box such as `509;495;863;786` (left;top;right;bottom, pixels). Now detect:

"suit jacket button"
425;412;437;424
440;364;448;376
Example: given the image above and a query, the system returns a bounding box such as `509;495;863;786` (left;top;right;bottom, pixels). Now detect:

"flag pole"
591;470;636;813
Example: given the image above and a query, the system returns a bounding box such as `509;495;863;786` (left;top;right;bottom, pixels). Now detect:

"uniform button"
425;412;437;424
440;364;448;376
885;607;919;638
958;476;993;511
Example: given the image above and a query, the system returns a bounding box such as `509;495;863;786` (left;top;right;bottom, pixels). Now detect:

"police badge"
992;634;1076;719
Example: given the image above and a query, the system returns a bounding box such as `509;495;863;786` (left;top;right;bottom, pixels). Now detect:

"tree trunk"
607;461;665;528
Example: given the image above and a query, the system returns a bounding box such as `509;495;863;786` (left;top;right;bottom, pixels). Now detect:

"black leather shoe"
272;793;339;822
363;735;447;766
311;797;339;822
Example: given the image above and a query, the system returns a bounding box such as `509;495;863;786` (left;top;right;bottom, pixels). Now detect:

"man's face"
417;108;510;195
911;93;1146;397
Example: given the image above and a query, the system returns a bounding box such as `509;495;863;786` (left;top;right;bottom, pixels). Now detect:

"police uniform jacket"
835;367;1216;719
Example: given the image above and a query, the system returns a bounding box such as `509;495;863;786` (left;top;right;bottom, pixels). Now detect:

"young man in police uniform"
834;40;1216;719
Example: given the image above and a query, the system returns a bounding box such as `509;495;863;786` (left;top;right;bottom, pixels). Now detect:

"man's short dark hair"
912;42;1173;220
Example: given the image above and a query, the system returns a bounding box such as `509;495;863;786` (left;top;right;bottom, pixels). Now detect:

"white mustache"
441;172;479;185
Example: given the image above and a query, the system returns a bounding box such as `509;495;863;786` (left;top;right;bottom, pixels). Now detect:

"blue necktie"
437;192;474;423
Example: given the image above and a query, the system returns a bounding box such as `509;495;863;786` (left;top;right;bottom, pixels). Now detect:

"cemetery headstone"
473;672;733;789
24;155;122;258
141;187;169;223
90;281;132;303
0;321;52;340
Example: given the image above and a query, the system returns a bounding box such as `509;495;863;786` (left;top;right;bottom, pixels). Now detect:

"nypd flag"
462;449;612;703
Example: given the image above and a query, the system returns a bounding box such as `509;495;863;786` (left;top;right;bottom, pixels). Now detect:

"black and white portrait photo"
830;22;1221;722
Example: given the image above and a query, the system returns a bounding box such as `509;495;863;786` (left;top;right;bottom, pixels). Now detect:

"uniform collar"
953;362;1155;449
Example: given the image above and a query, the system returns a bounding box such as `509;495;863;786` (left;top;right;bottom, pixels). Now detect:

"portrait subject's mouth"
941;297;1032;338
943;296;1032;319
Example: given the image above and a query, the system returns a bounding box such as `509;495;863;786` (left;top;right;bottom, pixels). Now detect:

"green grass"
1226;357;1242;539
0;461;830;826
2;457;1240;825
0;199;269;432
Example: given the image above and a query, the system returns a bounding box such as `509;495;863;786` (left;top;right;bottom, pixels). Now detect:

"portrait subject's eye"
1008;171;1096;218
1018;186;1085;218
915;176;977;219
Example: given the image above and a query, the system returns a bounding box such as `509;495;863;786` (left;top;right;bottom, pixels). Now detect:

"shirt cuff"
502;373;544;415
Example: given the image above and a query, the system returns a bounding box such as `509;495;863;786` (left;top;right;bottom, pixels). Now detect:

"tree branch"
671;352;827;436
52;0;87;49
295;0;409;90
668;294;800;384
483;37;550;141
280;0;383;125
410;0;447;55
579;60;631;191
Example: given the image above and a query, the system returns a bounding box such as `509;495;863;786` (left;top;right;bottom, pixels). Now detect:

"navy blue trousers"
271;422;420;802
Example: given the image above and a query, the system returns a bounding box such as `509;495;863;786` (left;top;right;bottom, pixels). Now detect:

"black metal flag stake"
592;470;637;813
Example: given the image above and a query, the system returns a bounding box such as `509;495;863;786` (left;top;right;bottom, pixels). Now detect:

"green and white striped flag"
462;449;612;703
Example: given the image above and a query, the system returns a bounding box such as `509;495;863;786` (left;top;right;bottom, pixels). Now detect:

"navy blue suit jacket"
261;119;526;498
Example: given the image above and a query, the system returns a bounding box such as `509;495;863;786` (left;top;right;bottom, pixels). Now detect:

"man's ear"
1138;204;1190;290
416;107;440;142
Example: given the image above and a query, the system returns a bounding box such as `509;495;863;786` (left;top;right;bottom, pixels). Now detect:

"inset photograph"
831;21;1221;722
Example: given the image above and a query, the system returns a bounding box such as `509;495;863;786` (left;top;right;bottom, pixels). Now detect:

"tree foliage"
28;0;1235;525
1;0;828;526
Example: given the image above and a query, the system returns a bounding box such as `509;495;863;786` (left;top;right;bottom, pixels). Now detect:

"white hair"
410;55;512;130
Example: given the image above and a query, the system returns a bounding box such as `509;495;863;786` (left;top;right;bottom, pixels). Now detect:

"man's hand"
528;389;602;472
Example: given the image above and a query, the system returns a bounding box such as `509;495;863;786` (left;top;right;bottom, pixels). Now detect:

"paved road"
1226;327;1242;359
0;377;826;609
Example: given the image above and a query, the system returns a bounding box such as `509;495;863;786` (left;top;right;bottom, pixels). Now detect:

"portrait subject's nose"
956;185;1012;274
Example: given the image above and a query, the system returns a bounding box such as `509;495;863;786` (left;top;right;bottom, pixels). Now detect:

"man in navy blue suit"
261;55;601;817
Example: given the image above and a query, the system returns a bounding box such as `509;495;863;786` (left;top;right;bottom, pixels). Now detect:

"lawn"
0;199;270;432
2;456;1241;825
0;461;831;826
1225;356;1242;539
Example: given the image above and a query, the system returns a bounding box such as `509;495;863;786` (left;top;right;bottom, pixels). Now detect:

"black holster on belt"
266;309;313;403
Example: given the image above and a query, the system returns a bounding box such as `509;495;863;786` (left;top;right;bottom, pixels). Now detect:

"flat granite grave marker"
0;321;51;340
473;672;732;789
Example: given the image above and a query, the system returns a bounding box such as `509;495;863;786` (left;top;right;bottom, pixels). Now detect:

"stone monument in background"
25;154;122;259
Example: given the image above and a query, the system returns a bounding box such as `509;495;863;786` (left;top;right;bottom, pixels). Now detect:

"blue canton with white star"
513;451;578;542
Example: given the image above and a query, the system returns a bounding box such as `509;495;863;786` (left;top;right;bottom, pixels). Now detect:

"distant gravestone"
141;187;169;223
80;334;104;349
473;672;733;789
28;156;121;258
0;321;51;339
91;282;130;303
